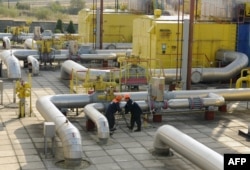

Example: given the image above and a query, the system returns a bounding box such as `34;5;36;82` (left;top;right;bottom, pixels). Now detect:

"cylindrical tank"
128;0;149;13
151;77;165;101
33;26;41;40
69;41;78;55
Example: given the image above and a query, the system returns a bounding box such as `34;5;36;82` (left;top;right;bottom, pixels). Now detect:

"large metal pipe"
191;50;249;83
2;48;247;83
61;50;248;84
83;103;109;143
0;50;21;79
36;95;83;166
60;60;114;81
0;33;12;40
27;55;39;75
24;38;37;49
3;36;11;49
36;93;133;163
164;88;250;101
79;53;117;60
167;92;225;109
153;50;248;83
153;125;223;170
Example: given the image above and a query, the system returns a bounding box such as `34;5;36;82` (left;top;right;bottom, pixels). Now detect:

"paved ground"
0;66;250;170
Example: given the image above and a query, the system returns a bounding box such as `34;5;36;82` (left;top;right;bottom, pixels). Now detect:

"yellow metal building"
78;9;140;44
132;15;236;69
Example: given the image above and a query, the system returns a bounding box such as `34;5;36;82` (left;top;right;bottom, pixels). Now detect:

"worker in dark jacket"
124;94;142;132
105;95;123;132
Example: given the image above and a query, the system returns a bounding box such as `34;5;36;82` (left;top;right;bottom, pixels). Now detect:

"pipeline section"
36;93;119;164
83;103;109;143
27;55;39;75
36;94;88;166
2;36;11;49
153;125;223;170
152;50;248;83
0;50;21;79
1;48;247;82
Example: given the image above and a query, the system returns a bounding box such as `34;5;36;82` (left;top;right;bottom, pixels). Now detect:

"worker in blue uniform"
124;94;142;132
105;95;123;132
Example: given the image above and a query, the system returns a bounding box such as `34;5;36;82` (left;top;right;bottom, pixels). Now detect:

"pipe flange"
191;71;202;84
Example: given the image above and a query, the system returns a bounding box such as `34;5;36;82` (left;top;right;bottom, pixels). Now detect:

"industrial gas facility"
2;0;250;169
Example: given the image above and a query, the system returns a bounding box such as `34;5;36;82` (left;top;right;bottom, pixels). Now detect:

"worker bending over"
124;94;142;132
105;95;123;132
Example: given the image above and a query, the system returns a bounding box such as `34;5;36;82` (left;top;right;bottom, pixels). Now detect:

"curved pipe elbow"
36;96;83;166
235;77;249;88
83;103;109;143
3;36;11;49
27;55;39;75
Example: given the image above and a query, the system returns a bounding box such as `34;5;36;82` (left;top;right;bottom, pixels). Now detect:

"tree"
66;20;75;34
55;19;63;33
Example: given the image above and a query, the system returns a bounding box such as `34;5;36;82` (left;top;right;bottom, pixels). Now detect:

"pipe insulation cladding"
153;125;223;170
36;95;83;166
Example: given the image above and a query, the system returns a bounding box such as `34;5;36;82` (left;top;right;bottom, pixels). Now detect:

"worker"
124;94;142;132
105;95;123;132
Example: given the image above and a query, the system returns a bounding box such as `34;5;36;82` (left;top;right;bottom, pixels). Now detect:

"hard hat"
124;94;130;99
113;95;123;102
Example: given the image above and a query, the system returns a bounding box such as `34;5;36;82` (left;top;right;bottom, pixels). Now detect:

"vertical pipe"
181;20;189;90
92;0;96;49
100;0;103;49
186;0;195;90
175;0;181;83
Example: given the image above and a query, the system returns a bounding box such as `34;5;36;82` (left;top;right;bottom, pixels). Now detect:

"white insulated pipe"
36;95;83;166
61;60;115;81
168;92;225;109
27;55;39;75
24;38;37;49
0;33;12;40
0;50;21;79
61;50;248;85
79;53;117;60
165;88;250;101
153;50;248;83
153;125;223;170
3;36;11;49
36;93;128;163
83;103;110;143
197;50;248;83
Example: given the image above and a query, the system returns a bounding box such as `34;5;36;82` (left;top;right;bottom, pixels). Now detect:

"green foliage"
16;2;30;10
32;8;52;20
66;20;75;33
54;29;62;33
48;1;66;13
68;0;85;15
0;1;83;21
0;6;19;18
55;19;63;33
